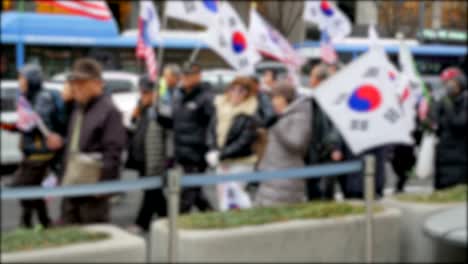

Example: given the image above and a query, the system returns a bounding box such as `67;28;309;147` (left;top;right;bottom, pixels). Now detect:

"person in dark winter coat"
250;75;278;128
430;68;468;190
255;82;312;206
60;58;127;224
205;77;259;211
126;75;167;233
304;63;344;201
0;64;65;228
157;62;214;213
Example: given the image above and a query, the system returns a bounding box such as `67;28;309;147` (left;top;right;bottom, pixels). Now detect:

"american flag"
16;95;40;132
35;0;113;21
320;30;338;64
136;1;160;81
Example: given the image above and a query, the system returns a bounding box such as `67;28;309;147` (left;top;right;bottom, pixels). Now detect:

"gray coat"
255;98;312;206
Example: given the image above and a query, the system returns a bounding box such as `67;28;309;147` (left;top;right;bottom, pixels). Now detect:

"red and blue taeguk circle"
320;0;334;17
232;31;248;54
348;84;382;112
203;0;219;13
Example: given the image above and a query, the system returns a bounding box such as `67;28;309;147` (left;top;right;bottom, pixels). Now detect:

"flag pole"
157;3;168;76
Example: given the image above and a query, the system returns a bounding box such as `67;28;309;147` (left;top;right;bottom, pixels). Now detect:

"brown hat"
271;81;296;103
67;58;102;81
227;76;256;97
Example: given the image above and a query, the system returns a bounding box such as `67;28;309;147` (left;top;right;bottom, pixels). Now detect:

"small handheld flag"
136;1;160;81
16;95;50;136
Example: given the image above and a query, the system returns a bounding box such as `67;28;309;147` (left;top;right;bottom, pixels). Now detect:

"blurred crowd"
1;58;466;234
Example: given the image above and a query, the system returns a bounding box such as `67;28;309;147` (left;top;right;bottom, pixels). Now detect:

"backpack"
42;89;67;133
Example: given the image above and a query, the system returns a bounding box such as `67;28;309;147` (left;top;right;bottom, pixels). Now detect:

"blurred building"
1;0;466;79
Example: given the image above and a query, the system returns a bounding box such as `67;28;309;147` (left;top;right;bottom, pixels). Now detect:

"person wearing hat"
157;62;214;213
60;58;126;224
0;63;66;228
126;75;167;233
429;67;468;190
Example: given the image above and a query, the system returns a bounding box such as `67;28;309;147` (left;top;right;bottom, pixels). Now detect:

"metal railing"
1;158;376;263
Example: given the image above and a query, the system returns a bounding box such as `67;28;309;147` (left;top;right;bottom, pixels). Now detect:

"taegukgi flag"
248;7;305;68
398;39;427;102
165;0;220;28
313;48;413;154
384;61;417;134
203;2;261;74
303;0;351;41
367;25;416;133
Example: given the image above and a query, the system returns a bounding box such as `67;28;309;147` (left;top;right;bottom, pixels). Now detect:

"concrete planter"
150;206;400;263
2;225;146;263
383;198;464;263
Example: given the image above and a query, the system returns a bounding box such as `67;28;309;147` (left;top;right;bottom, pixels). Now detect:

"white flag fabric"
303;0;351;41
165;0;220;28
248;8;305;68
367;25;415;133
313;48;413;154
203;2;261;74
399;40;426;100
368;24;379;48
139;1;160;42
384;61;417;133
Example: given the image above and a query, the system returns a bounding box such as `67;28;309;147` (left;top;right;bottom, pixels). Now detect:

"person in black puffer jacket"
430;67;468;190
0;64;65;228
205;77;259;211
157;62;214;213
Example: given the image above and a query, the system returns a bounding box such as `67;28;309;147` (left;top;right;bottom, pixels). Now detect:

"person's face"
228;85;248;106
62;82;74;102
140;90;155;106
263;71;275;87
309;67;320;89
182;72;201;90
272;95;288;114
70;79;103;105
164;70;179;88
18;75;28;94
446;79;461;97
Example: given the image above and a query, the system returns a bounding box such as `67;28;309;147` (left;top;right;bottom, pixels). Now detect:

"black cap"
139;75;155;92
67;58;102;81
182;62;202;75
20;64;43;84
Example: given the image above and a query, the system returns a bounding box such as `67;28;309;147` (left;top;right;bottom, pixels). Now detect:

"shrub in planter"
151;201;400;262
1;224;146;263
384;184;466;263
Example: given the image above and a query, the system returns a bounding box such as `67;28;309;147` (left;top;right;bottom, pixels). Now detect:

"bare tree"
256;1;306;43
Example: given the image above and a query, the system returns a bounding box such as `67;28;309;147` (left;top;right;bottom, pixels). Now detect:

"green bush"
396;184;467;203
178;202;382;230
2;225;108;253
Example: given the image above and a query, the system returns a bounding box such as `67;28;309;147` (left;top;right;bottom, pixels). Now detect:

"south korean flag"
165;0;221;28
313;48;413;155
303;0;352;41
202;1;261;74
